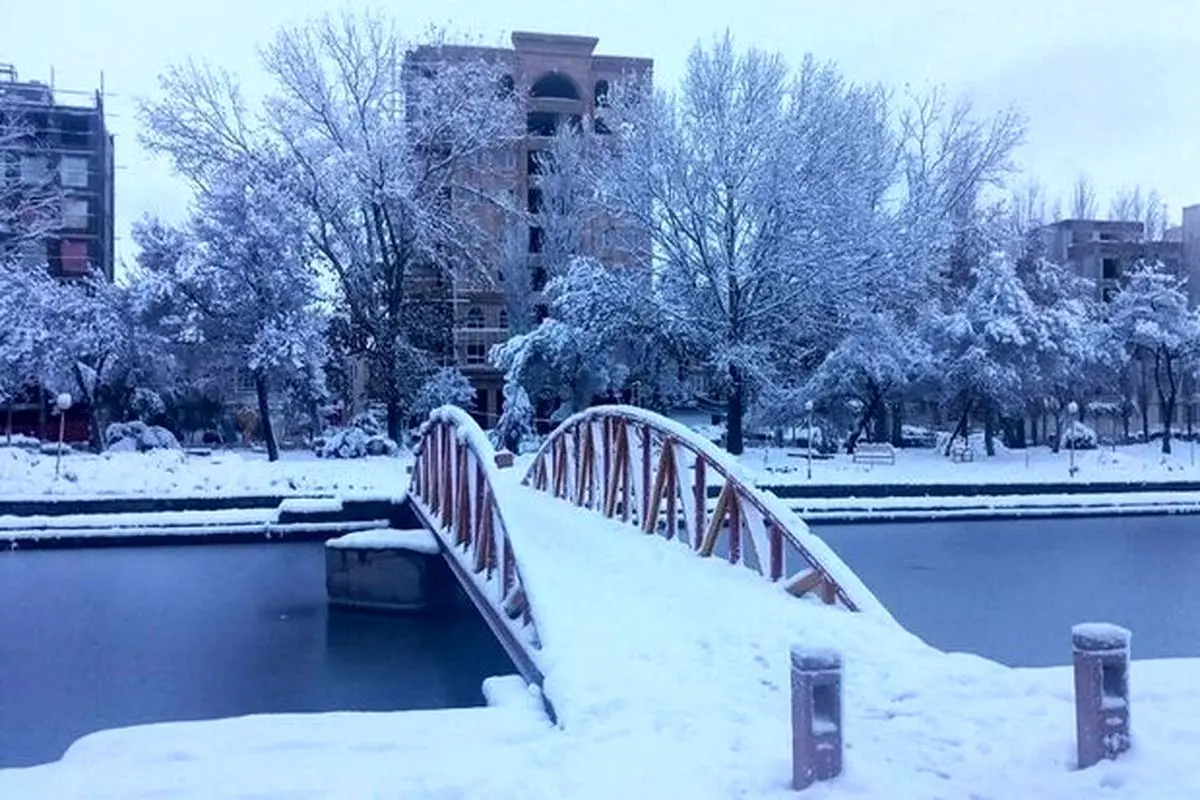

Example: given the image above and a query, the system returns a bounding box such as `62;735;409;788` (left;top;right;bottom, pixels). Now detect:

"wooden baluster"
665;442;678;540
641;424;652;524
769;523;784;581
693;458;707;550
728;490;741;564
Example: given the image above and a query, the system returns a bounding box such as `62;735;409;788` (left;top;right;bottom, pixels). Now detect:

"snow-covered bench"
950;442;975;463
851;442;896;465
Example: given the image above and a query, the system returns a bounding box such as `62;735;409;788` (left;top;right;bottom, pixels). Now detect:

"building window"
59;156;88;188
532;266;548;292
59;239;89;275
499;309;509;330
1102;258;1121;280
62;199;88;230
1099;232;1118;242
530;72;580;100
465;306;485;328
527;187;544;214
594;80;611;107
528;227;544;254
527;112;558;137
534;304;549;323
1102;286;1119;304
466;342;487;364
20;155;49;185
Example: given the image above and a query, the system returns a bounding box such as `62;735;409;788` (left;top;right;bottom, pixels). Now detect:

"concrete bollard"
791;646;843;791
1072;622;1132;770
494;450;514;469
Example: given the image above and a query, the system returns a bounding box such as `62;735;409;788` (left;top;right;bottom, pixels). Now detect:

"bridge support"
325;530;464;613
1073;622;1132;769
791;646;843;791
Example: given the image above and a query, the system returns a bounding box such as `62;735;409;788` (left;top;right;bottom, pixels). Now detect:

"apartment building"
407;32;653;426
0;63;115;281
1;63;114;443
1039;218;1186;304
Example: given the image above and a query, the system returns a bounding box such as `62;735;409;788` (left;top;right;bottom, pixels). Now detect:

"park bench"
950;442;975;463
852;442;896;465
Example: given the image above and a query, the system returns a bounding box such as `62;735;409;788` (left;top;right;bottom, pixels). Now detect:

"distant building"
0;63;114;443
1038;218;1185;304
405;32;653;427
0;63;115;281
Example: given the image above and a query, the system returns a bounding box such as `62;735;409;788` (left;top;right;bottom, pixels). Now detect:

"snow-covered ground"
737;440;1200;487
3;487;1199;797
0;445;411;500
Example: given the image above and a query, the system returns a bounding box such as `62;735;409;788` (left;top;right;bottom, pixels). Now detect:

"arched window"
594;79;610;107
530;72;580;100
465;307;485;328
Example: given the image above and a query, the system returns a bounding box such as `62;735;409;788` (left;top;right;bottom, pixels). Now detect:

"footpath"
748;479;1200;524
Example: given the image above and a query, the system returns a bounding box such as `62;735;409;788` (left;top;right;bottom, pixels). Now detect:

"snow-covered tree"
491;380;533;454
591;37;897;453
806;312;932;450
138;12;523;439
1107;260;1200;454
0;96;62;266
410;366;474;424
144;161;327;461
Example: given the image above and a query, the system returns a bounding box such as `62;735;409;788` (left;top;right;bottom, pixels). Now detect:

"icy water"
813;514;1200;668
0;543;512;768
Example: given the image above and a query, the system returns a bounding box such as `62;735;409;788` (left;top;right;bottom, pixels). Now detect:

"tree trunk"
889;402;903;448
387;396;401;442
255;373;280;463
726;365;745;455
983;402;996;457
845;394;881;454
943;399;972;457
1029;410;1038;448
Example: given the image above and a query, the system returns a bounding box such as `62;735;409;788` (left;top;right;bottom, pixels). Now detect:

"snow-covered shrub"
313;412;399;459
130;388;167;422
491;382;534;454
105;421;182;453
410;367;475;422
1060;420;1098;451
1;433;41;450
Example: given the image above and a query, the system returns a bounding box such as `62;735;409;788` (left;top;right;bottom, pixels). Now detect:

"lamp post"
54;393;72;478
805;400;815;481
1067;400;1079;476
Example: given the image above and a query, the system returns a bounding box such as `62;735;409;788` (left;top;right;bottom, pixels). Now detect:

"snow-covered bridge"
406;405;886;719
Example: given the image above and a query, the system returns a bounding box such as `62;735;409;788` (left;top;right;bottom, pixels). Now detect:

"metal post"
1068;401;1079;476
805;400;814;481
791;646;842;790
1072;623;1131;770
53;393;72;479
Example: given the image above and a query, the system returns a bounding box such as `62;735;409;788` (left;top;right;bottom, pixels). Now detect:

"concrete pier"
325;530;463;612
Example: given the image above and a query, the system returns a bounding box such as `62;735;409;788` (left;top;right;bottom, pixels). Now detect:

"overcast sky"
3;0;1198;269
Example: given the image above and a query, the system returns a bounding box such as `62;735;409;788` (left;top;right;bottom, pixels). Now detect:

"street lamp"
54;393;72;478
1067;400;1079;476
805;400;815;481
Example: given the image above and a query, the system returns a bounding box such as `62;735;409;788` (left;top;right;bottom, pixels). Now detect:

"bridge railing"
409;406;544;682
522;405;864;611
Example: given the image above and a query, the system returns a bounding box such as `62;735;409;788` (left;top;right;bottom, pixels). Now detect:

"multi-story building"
1;64;114;443
0;63;115;281
1039;218;1185;304
407;32;653;427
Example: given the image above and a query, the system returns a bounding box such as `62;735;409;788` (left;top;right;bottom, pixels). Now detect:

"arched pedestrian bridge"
406;405;885;721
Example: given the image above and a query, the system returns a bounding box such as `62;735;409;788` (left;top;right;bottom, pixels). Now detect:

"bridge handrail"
522;405;888;616
409;405;545;683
